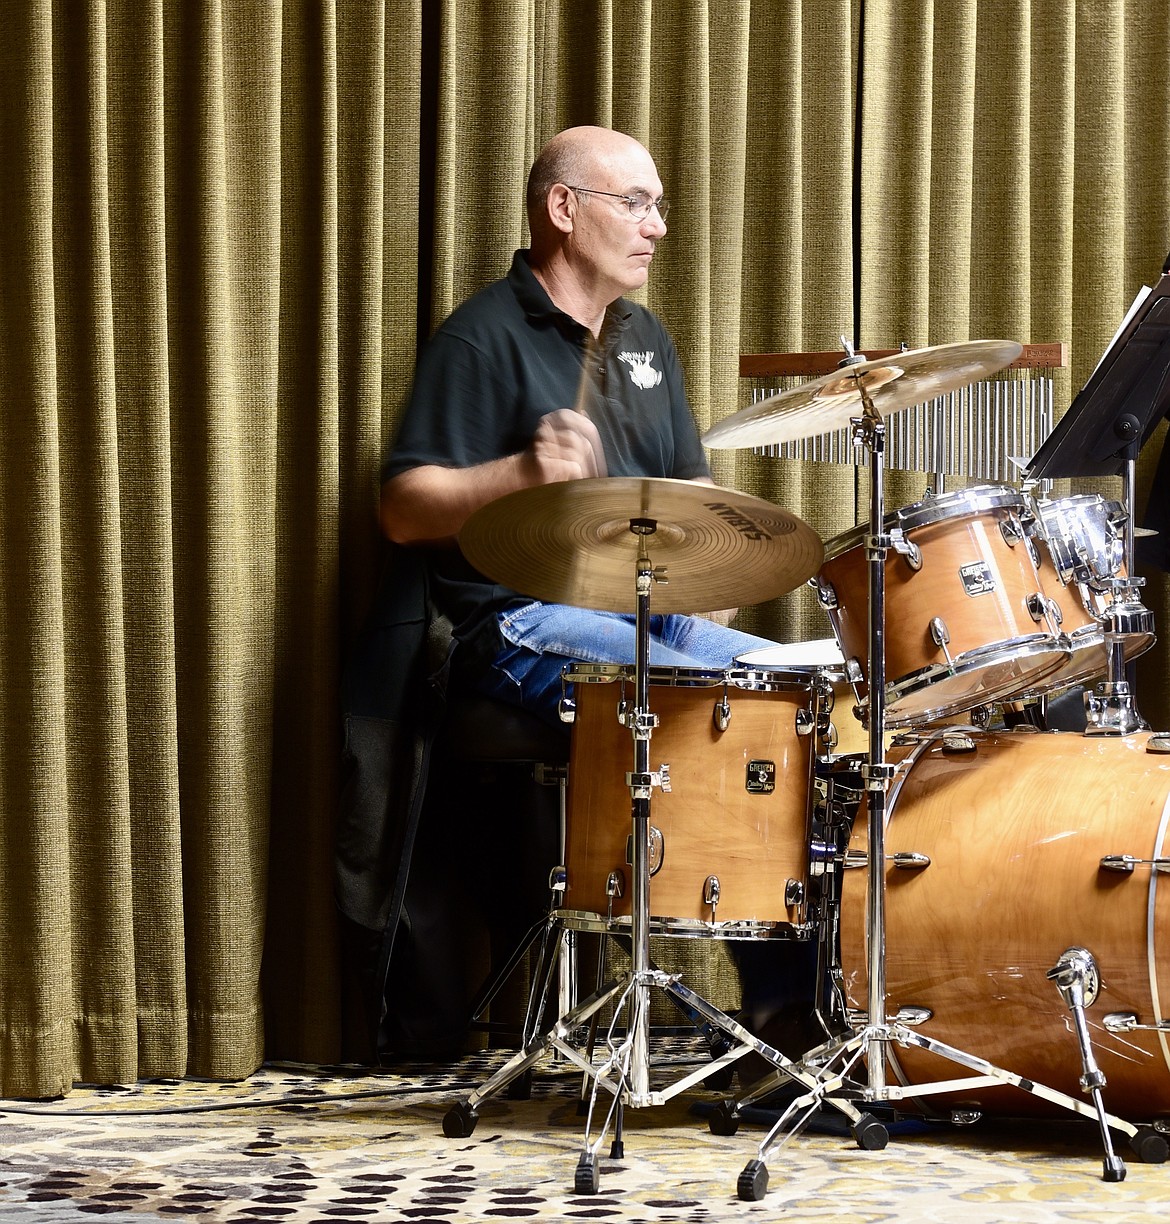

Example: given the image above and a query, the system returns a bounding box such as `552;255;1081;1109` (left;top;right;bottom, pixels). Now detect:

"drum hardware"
706;339;1167;1196
999;516;1027;547
929;618;953;666
1104;1013;1170;1034
1046;947;1127;1181
627;826;664;875
840;849;930;870
837;1004;934;1028
1077;419;1154;736
446;477;841;1196
1025;593;1050;623
940;732;977;752
808;838;834;877
890;528;922;569
703;875;720;920
814;576;838;609
1099;854;1170;873
816;676;837;713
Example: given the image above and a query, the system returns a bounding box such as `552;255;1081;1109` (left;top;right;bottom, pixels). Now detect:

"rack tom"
1015;494;1156;699
816;485;1069;726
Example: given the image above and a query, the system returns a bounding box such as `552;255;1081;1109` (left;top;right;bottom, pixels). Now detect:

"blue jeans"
477;600;778;726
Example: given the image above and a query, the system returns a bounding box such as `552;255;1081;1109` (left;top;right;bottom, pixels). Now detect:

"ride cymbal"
459;476;824;614
704;339;1024;448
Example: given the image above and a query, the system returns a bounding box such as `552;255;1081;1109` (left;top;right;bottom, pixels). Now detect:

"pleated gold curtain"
0;0;423;1097
856;0;1170;727
3;0;1170;1101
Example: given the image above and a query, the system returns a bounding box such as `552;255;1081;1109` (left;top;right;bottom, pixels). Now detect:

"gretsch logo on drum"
704;502;773;541
959;560;996;596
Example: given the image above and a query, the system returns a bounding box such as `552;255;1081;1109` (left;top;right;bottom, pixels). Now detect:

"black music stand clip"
1027;272;1170;480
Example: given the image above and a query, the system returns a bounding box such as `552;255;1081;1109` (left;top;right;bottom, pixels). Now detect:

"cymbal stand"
1085;420;1155;735
442;520;863;1196
725;380;1164;1201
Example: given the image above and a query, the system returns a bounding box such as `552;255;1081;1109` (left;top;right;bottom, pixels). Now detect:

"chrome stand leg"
1047;947;1126;1181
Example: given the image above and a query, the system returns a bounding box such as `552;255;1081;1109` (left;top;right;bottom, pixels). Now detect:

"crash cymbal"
459;477;824;614
704;339;1024;448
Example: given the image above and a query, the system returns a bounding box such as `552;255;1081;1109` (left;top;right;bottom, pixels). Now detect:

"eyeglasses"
566;185;670;221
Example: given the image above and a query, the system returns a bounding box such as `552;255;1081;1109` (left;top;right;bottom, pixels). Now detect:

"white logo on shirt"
618;350;663;390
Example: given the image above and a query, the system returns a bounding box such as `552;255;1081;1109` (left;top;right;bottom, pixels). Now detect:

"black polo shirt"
383;249;711;672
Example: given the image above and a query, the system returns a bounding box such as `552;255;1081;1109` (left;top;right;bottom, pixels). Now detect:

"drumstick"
572;330;608;477
573;329;599;416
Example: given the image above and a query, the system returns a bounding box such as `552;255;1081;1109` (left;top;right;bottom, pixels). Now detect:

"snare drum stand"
442;520;861;1196
724;370;1165;1200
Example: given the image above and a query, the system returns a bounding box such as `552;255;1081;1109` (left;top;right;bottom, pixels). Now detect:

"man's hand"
522;409;608;483
382;408;608;546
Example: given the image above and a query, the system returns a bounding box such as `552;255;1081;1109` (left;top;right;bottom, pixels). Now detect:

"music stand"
1027;274;1170;481
1026;274;1170;732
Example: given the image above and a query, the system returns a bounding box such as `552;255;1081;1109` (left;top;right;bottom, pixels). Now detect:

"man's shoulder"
438;273;522;337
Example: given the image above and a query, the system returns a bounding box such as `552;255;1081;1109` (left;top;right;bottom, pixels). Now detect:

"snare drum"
735;640;867;756
1017;495;1155;698
816;485;1069;726
841;729;1170;1118
562;664;818;937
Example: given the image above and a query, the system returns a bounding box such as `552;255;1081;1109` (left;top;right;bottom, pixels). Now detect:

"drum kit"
442;339;1170;1200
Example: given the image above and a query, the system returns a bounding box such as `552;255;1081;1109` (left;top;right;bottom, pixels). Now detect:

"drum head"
736;639;846;670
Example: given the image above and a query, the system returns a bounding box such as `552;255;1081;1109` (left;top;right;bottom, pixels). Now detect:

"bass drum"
563;664;819;937
841;729;1170;1119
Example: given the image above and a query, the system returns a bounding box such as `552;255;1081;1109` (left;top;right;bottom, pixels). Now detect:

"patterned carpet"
2;1045;1170;1222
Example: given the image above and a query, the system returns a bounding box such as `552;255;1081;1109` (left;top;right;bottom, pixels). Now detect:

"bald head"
526;127;652;241
523;126;667;325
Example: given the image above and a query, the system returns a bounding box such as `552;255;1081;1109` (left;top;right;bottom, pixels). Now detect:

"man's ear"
545;184;576;235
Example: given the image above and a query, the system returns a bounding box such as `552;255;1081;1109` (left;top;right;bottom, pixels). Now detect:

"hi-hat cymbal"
704;339;1024;448
459;477;824;614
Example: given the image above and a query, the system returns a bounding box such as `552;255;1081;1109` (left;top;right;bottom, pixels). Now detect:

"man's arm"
381;408;607;546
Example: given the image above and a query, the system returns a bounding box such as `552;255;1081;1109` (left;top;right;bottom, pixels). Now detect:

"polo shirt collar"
508;249;633;343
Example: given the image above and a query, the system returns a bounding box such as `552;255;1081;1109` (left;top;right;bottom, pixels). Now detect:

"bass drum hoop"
556;908;813;940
